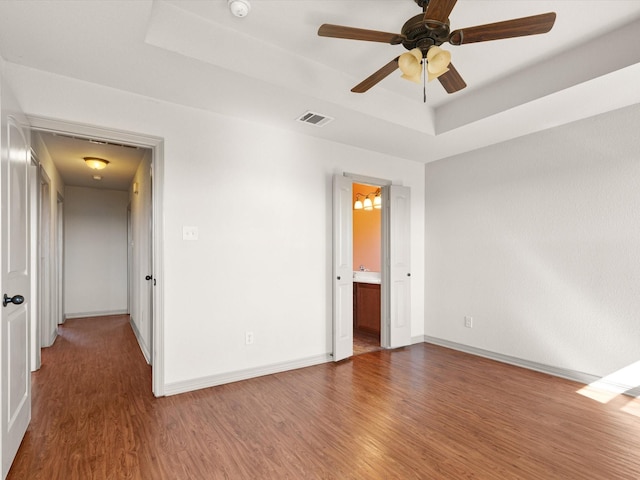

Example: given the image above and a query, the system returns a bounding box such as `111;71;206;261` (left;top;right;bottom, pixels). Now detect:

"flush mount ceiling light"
228;0;250;18
84;157;109;170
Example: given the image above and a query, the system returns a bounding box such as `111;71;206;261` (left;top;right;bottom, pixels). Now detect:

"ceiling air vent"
297;111;334;127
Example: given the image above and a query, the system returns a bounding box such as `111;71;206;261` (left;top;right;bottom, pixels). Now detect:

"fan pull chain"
422;59;427;103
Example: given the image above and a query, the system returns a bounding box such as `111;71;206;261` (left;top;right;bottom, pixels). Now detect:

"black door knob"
3;294;25;307
145;275;153;281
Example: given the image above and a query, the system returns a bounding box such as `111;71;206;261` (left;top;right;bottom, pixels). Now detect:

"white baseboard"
129;317;151;364
411;335;425;345
64;309;128;320
164;354;332;396
424;336;639;398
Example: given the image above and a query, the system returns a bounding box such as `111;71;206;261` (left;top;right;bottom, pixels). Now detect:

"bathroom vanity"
353;272;381;337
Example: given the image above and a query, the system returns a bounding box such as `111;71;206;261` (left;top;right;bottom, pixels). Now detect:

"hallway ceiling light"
84;157;109;170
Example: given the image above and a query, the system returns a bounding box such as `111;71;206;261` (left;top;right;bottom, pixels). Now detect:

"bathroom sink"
352;271;381;284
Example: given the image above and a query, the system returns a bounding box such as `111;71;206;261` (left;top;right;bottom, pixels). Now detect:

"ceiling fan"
318;0;556;96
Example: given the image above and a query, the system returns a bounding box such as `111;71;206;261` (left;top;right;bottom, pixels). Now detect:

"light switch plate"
182;226;198;240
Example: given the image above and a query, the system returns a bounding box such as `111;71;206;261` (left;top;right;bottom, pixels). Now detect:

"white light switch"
182;226;198;240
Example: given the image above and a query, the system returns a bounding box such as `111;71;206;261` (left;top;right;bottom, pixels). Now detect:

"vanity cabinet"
353;282;381;336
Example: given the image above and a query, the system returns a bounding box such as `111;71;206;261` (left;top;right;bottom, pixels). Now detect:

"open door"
1;112;31;476
387;185;411;348
332;175;353;361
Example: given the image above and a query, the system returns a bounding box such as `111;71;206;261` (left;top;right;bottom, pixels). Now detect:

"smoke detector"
228;0;250;18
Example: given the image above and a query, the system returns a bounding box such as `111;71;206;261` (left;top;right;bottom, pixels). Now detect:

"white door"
332;175;353;361
388;185;411;348
1;115;31;477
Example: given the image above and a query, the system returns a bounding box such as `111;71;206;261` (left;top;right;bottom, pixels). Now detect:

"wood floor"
8;315;640;479
353;330;382;356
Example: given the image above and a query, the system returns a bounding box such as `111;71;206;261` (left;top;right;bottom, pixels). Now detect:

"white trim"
424;336;639;398
164;354;332;396
343;172;392;187
129;317;151;364
25;114;166;397
64;310;129;320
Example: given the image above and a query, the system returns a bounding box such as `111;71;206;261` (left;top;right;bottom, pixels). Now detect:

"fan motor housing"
401;13;450;54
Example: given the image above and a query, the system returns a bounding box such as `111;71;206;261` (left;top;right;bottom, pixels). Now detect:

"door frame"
346;173;393;349
334;172;411;357
26;115;166;397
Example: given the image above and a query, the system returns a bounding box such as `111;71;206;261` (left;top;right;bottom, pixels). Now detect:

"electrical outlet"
464;316;473;328
245;331;254;345
182;226;198;241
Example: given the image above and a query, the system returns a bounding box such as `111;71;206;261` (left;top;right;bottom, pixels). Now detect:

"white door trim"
335;173;411;351
25;115;166;397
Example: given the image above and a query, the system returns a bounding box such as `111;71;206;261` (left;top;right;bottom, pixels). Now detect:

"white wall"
425;103;640;381
64;186;129;318
3;64;425;391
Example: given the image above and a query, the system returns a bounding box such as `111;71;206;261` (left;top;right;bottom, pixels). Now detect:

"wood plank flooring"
353;330;382;356
8;314;640;479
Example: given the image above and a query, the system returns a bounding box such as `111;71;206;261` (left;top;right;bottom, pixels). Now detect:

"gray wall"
64;186;129;318
425;104;640;382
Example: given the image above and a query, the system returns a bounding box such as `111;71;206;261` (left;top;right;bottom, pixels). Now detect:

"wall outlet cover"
182;226;198;240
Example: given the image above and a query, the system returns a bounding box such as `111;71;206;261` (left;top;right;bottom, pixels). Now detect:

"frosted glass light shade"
399;48;423;83
426;46;451;81
374;194;382;209
84;157;109;170
363;196;373;210
354;199;363;210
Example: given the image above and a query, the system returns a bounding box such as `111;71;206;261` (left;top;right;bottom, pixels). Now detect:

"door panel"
1;114;31;477
388;185;411;348
332;175;353;361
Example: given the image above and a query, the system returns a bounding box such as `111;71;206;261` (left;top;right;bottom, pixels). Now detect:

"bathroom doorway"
352;182;383;355
333;174;411;362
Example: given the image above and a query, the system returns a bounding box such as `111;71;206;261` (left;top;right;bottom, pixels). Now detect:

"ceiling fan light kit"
318;0;556;97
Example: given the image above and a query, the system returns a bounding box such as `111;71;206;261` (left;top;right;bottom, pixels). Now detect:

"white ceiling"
35;132;148;191
1;0;640;180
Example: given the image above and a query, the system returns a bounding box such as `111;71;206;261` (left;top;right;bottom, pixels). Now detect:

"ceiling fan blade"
449;12;556;45
437;62;466;93
424;0;458;24
351;57;400;93
318;24;405;45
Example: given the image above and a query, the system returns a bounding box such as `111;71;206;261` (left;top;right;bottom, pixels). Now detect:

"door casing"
333;173;411;360
26;115;166;397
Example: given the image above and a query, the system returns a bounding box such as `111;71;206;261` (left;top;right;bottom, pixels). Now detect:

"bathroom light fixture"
228;0;250;18
373;189;382;209
354;193;364;210
84;157;109;170
354;188;382;211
